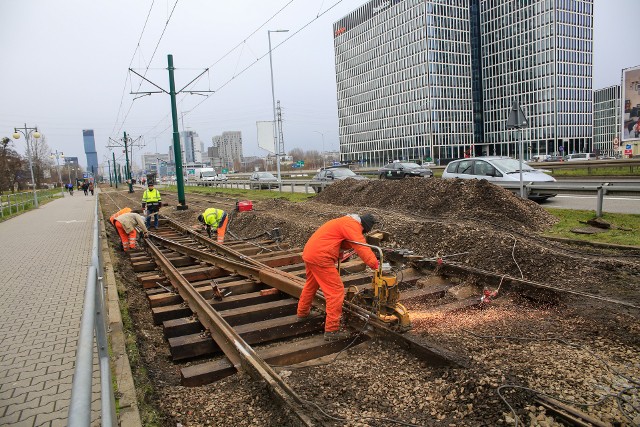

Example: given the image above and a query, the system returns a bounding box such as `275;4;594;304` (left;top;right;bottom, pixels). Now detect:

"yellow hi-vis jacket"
202;208;227;229
142;188;161;205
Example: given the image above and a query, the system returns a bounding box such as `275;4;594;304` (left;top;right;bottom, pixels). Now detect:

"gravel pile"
314;178;558;232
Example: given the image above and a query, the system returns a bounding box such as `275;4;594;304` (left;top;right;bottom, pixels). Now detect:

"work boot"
297;307;319;322
324;330;351;341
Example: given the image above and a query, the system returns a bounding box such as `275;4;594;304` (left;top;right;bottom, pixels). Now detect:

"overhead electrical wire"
114;0;180;138
135;0;299;141
144;0;347;141
111;0;156;137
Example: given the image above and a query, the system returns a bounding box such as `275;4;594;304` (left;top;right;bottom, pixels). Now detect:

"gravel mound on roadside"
313;178;558;232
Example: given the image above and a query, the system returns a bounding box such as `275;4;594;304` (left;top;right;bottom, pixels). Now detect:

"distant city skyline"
0;0;636;169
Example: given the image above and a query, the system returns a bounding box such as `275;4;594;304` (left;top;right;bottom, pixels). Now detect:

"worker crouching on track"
197;208;229;243
297;213;379;341
109;207;132;251
141;182;161;230
114;212;149;252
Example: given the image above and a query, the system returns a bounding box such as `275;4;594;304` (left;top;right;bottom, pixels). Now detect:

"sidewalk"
0;191;99;426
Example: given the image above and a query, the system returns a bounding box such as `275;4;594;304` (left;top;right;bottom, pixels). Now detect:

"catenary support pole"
168;54;187;210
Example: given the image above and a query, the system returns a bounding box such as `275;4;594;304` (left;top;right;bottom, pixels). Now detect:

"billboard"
621;65;640;141
256;121;275;154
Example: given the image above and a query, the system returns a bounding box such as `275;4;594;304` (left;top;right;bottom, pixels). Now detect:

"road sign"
222;168;228;173
506;100;529;129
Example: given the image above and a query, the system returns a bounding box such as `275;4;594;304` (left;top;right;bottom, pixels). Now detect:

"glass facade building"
593;85;620;157
82;130;99;175
333;0;594;165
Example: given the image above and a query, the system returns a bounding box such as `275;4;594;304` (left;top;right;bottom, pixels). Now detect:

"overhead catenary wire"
143;0;348;141
111;0;157;137
114;0;181;138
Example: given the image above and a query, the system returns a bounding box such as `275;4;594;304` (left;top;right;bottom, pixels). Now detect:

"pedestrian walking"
141;183;161;229
197;208;229;243
296;213;379;341
82;181;89;196
89;181;94;195
113;212;148;252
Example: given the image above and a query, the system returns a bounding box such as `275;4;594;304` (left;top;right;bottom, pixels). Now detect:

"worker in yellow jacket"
141;183;161;229
197;208;229;243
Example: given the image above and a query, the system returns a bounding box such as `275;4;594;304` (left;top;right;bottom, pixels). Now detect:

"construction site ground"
100;178;640;427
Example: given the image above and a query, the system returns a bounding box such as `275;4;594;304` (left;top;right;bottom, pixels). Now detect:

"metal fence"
0;189;62;218
68;197;117;427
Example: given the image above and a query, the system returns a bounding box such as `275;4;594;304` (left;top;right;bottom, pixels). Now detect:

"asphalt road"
539;194;640;214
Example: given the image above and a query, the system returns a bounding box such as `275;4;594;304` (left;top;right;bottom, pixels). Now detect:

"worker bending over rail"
197;208;229;243
141;182;161;229
297;213;379;341
114;212;149;252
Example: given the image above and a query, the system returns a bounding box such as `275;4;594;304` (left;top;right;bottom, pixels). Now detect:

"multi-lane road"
541;194;640;213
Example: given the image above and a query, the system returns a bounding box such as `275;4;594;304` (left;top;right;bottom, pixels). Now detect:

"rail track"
100;187;633;426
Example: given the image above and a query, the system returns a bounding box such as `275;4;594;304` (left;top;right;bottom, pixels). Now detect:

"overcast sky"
0;0;635;169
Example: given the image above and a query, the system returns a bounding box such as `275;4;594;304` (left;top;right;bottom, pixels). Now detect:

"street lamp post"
268;29;289;184
13;124;41;208
313;131;326;169
50;149;65;196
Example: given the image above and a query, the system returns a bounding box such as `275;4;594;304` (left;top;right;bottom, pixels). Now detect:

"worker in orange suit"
297;213;379;341
114;212;149;252
109;207;132;226
109;207;132;251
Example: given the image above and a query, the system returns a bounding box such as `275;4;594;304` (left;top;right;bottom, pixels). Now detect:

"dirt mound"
314;178;557;231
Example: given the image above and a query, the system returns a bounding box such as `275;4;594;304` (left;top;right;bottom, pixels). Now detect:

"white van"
564;153;596;162
442;156;557;200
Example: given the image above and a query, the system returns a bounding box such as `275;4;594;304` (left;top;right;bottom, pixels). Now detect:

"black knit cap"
197;214;205;223
360;213;377;233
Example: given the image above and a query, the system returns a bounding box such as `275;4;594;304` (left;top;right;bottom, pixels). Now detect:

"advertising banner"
256;121;275;154
621;65;640;141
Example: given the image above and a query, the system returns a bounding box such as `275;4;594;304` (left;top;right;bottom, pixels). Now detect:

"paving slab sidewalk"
0;192;100;426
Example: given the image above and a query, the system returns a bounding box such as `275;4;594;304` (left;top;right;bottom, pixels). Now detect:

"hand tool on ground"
343;240;412;332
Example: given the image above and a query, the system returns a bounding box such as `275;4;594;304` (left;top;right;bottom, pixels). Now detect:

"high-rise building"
212;131;243;171
82;130;99;175
593;85;620;157
180;130;203;164
333;0;594;166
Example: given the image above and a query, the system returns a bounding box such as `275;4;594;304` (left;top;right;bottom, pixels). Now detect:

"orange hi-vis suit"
297;215;378;332
114;213;148;251
109;207;132;226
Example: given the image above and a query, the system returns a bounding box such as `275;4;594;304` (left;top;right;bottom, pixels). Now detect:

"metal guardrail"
0;189;62;219
184;178;639;217
68;196;117;427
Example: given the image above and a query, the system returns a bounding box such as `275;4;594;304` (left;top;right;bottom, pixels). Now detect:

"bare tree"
27;133;52;188
0;137;25;194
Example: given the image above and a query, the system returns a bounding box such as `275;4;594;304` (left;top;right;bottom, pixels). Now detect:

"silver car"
249;172;278;190
442;156;557;200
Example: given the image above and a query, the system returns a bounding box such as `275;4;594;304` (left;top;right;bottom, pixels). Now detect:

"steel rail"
145;238;316;427
149;225;461;366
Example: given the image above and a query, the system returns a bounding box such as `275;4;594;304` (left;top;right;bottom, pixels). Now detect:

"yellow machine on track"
344;241;412;332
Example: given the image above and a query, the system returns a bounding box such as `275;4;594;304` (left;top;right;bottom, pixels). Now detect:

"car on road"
378;162;434;179
564;153;596;162
442;156;557;201
543;155;564;162
249;171;278;189
311;165;368;193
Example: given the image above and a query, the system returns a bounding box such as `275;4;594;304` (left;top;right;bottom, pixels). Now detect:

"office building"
212;131;243;171
593;85;620;157
333;0;594;165
82;130;99;175
180;131;204;164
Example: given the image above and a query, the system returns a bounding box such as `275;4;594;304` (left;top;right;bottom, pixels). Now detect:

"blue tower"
82;130;99;176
